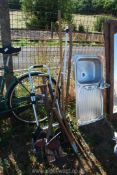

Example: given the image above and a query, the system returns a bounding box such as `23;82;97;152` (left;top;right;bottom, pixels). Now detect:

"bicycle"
0;46;59;124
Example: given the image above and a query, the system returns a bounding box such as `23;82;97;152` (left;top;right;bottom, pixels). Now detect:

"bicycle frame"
0;67;10;95
0;54;18;114
0;53;12;93
0;67;13;114
0;69;6;96
28;64;53;126
0;48;55;120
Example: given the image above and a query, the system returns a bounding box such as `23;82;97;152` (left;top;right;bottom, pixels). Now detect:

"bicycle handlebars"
0;47;21;54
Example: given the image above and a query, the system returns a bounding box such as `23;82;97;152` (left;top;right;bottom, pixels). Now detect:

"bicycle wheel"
8;72;60;124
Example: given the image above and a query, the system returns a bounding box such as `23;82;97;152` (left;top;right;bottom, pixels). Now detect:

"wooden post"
58;10;65;110
65;25;72;107
0;0;13;85
104;20;117;120
58;10;63;66
104;21;111;118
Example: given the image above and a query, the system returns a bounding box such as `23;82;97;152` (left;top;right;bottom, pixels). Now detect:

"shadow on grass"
1;114;117;174
0;117;82;175
79;118;117;175
0;116;34;175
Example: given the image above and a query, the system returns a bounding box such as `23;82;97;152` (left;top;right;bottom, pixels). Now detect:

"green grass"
13;39;60;47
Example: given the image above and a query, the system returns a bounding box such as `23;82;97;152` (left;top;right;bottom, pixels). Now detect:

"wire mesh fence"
0;4;105;73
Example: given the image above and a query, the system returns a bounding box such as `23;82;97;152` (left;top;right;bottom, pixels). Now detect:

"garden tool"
34;131;61;150
33;130;65;163
62;27;69;76
47;132;67;158
61;27;69;110
53;106;79;156
45;132;60;163
45;131;67;163
46;132;61;149
51;27;79;157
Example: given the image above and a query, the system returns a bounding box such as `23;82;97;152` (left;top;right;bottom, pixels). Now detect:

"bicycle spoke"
8;72;58;124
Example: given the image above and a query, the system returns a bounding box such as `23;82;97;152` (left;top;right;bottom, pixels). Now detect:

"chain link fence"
0;5;105;72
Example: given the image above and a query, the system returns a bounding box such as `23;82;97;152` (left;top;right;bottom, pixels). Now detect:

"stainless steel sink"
73;55;102;84
73;55;104;126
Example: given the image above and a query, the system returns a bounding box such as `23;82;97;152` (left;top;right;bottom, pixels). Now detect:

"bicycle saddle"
0;46;21;54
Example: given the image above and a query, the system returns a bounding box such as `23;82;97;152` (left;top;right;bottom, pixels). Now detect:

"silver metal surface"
76;85;103;126
76;58;102;84
73;54;104;126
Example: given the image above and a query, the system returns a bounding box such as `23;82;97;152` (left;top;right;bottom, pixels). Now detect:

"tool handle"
53;107;79;155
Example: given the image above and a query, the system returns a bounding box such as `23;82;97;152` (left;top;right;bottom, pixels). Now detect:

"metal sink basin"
73;56;102;84
72;55;104;126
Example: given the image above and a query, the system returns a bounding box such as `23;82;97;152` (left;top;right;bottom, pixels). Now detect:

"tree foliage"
21;0;75;29
92;0;105;13
102;0;117;15
74;0;117;16
8;0;21;9
74;0;93;14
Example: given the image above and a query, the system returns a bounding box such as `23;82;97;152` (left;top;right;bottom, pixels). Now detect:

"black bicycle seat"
0;47;21;54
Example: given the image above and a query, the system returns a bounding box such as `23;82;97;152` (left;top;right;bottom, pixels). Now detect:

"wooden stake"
58;10;65;111
65;25;72;108
58;10;63;67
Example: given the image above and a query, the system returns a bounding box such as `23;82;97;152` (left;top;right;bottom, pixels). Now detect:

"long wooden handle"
55;101;85;154
53;107;79;155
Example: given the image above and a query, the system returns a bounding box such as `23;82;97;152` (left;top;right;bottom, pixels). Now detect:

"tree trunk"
0;0;13;84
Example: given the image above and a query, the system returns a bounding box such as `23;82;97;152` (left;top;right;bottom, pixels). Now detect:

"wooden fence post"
58;10;63;66
58;10;65;110
65;25;72;107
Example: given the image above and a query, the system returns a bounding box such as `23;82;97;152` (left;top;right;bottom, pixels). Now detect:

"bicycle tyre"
8;72;60;124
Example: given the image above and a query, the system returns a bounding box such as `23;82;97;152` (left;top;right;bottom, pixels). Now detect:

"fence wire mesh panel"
0;3;105;75
9;10;60;72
